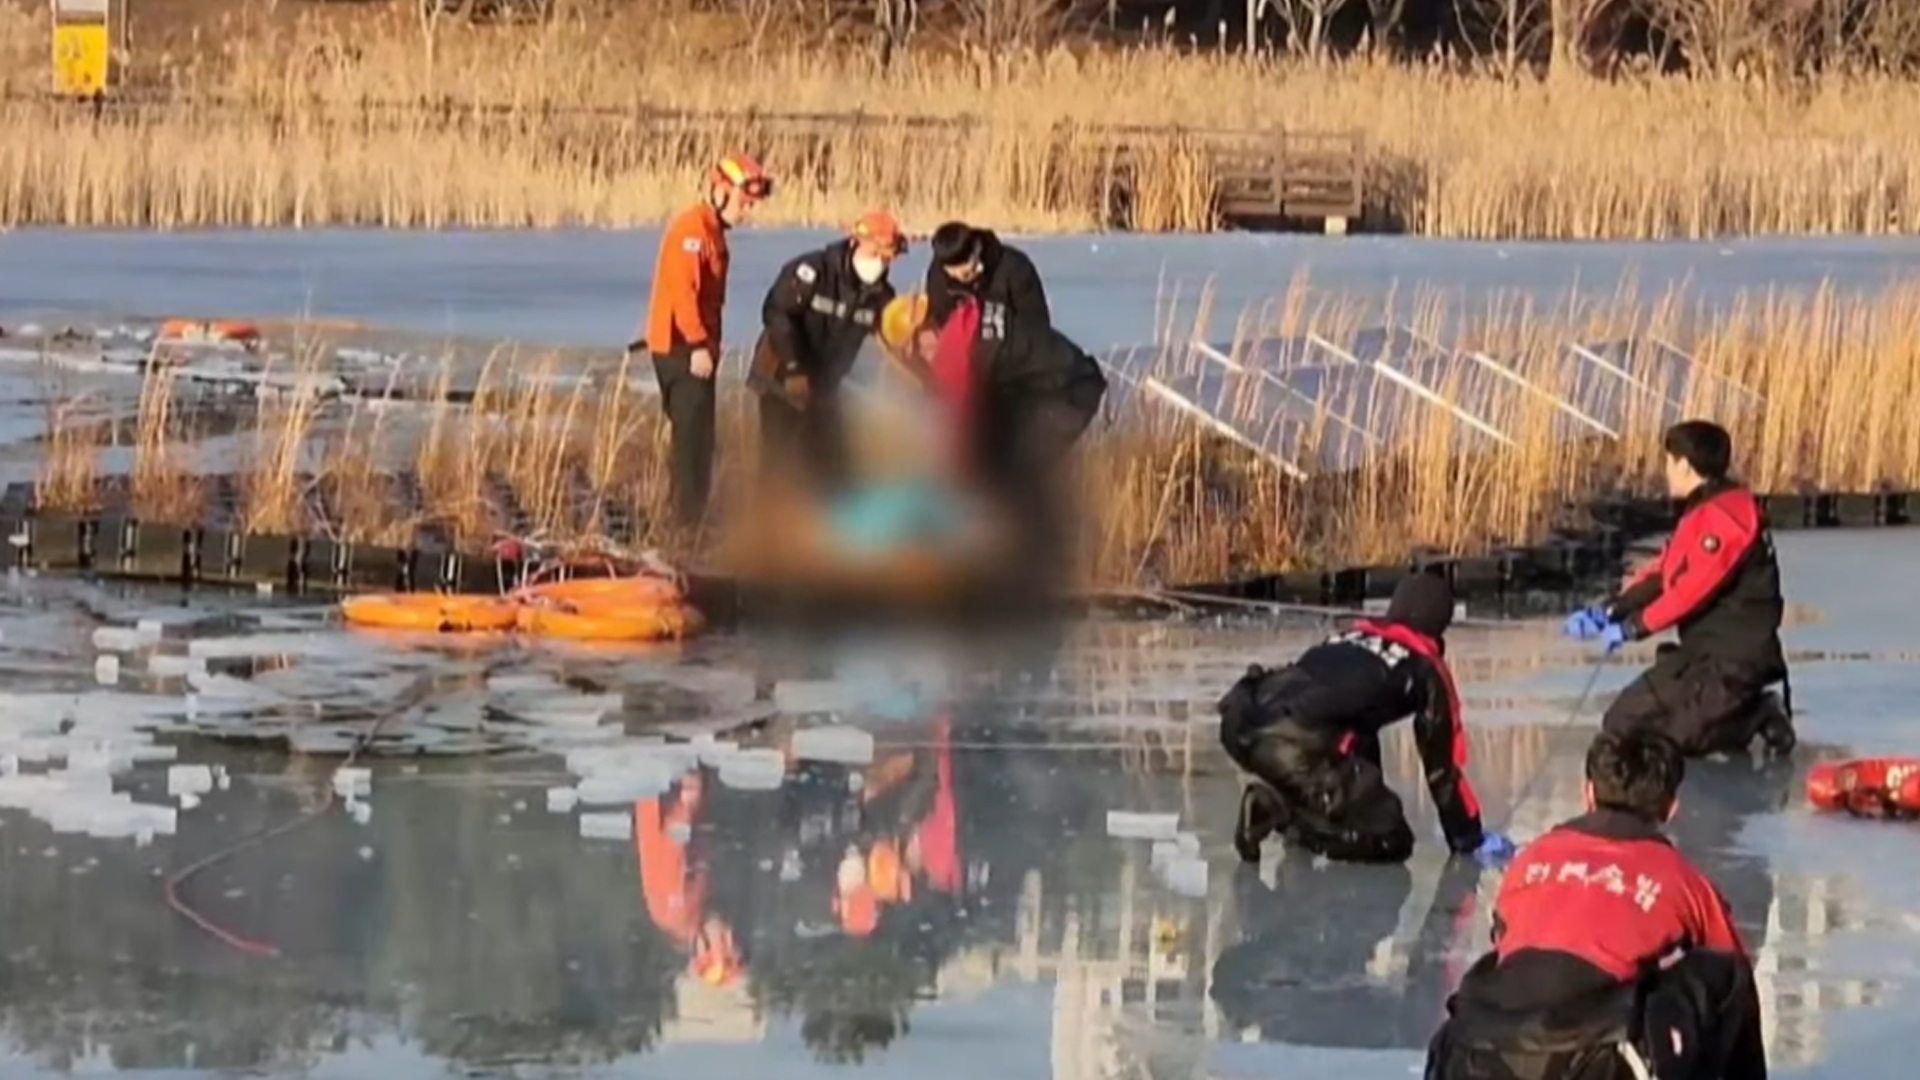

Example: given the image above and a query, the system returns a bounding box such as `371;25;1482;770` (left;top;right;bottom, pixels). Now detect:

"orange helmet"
850;210;907;255
709;154;773;201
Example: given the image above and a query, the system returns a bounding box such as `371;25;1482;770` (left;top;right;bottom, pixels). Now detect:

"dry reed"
40;278;1920;586
3;6;1919;236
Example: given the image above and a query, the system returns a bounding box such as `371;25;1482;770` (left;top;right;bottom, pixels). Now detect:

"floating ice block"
792;726;875;766
579;812;633;841
330;766;372;798
1155;853;1210;898
167;764;214;797
574;768;670;805
546;787;580;813
1106;810;1180;841
91;627;145;653
93;655;120;685
772;680;852;714
147;654;206;678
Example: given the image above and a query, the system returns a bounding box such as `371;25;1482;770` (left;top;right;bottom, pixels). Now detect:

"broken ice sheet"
1106;811;1181;841
791;725;875;766
579;811;633;841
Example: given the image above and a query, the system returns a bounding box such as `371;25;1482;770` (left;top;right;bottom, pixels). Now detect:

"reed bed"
3;6;1920;235
32;279;1920;587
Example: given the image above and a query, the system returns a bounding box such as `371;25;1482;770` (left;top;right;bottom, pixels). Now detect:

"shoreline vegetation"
32;281;1920;588
5;4;1920;236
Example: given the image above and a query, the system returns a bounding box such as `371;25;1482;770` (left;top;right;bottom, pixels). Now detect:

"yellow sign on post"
52;0;114;98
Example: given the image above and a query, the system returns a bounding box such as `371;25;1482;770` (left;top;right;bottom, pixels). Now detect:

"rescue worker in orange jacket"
1564;420;1795;759
639;154;773;528
748;211;907;493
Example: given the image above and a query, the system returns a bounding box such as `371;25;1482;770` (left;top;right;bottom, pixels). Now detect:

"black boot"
1234;784;1289;863
1753;692;1796;759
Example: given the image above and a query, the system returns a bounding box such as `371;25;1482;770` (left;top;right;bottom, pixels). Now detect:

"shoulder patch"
794;263;817;284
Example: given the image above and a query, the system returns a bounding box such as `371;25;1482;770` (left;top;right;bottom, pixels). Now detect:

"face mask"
852;254;888;284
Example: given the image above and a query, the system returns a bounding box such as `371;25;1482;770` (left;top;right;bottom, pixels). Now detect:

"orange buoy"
158;318;262;344
1806;758;1920;817
340;593;519;634
516;600;704;642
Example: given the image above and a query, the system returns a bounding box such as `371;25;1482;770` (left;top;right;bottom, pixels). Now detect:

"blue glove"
1562;605;1609;641
1473;830;1518;868
1599;620;1630;654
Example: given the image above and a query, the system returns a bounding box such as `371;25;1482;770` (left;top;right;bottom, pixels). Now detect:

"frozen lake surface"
6;230;1920;350
0;529;1915;1078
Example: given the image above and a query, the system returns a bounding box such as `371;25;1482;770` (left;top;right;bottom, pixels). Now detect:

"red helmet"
708;154;773;201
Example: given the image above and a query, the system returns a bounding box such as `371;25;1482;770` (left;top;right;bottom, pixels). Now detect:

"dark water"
0;527;1916;1078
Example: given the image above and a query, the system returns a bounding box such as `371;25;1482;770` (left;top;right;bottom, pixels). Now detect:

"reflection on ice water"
0;529;1915;1078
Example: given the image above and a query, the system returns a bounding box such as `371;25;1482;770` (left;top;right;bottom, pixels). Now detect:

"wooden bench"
1212;129;1364;234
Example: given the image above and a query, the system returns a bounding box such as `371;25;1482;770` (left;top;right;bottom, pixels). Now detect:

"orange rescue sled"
339;594;519;633
1806;758;1920;819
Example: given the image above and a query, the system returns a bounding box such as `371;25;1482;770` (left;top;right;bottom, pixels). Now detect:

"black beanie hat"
1385;572;1455;640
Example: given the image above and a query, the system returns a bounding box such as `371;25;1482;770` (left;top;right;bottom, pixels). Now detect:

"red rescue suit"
1426;810;1767;1080
1601;480;1791;757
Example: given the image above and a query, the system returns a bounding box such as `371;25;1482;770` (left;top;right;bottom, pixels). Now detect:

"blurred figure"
1564;419;1794;759
1425;731;1766;1080
640;154;773;529
635;770;743;987
1219;572;1510;866
914;222;1106;580
750;211;908;496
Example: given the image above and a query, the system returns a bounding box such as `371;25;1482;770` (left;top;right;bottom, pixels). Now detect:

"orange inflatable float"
157;319;262;345
341;568;702;643
339;594;519;633
1806;758;1920;818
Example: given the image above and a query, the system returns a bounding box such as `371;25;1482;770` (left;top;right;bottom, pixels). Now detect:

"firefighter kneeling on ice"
1425;730;1766;1080
1563;420;1795;760
1218;572;1515;866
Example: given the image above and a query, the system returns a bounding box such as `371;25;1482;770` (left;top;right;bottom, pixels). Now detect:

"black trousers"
1220;668;1414;864
1426;951;1767;1080
1601;645;1780;758
758;390;849;494
653;350;717;527
973;387;1101;579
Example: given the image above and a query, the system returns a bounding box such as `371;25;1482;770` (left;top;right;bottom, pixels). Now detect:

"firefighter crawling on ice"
1563;420;1795;760
1425;730;1766;1080
1218;572;1514;867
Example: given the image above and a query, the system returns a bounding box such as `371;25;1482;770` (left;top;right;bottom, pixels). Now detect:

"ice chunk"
331;766;372;798
546;787;580;813
791;725;875;766
574;764;671;805
167;764;214;797
179;792;201;810
501;694;621;728
1155;853;1209;898
91;627;145;653
93;655;120;685
772;680;852;714
349;800;372;826
146;654;206;678
1106;811;1180;841
579;811;633;841
716;748;786;791
695;739;738;766
135;619;164;643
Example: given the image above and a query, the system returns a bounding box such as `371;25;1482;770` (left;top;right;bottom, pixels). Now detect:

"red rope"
163;709;398;959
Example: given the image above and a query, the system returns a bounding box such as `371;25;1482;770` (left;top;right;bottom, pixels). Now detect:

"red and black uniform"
1217;577;1485;864
1602;479;1791;756
923;230;1106;577
1426;809;1767;1080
